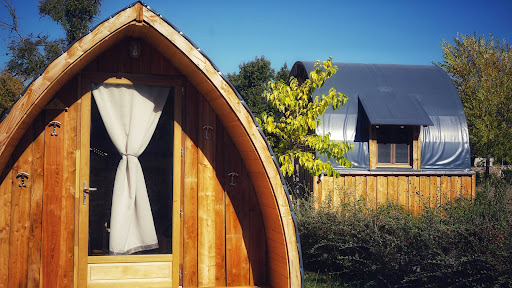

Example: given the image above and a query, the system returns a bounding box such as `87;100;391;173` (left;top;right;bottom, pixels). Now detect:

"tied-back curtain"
92;83;170;254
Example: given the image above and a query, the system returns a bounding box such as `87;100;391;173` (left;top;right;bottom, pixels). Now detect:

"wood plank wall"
314;174;476;214
41;78;78;287
183;84;266;287
0;77;78;287
82;38;180;76
0;113;44;288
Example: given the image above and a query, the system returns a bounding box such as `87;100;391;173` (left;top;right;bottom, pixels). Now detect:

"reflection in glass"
395;143;409;164
378;143;391;163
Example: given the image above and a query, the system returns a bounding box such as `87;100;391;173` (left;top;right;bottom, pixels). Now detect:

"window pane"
378;143;391;163
89;96;117;256
395;143;409;164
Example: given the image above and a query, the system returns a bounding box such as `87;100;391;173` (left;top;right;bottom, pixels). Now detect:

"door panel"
78;75;183;287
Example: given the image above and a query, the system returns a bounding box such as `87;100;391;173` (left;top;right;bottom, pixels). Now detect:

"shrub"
295;176;512;287
502;168;512;185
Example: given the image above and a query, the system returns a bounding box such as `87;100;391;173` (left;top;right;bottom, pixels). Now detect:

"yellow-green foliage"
258;58;352;177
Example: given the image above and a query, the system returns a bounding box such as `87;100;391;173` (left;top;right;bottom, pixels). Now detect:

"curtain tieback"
122;153;138;158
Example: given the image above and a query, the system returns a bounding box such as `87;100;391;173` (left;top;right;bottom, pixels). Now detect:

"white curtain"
92;83;170;254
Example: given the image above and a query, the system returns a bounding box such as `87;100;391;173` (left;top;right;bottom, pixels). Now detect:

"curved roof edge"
0;2;303;287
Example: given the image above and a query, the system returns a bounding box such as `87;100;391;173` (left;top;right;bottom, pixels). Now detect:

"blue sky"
1;0;511;74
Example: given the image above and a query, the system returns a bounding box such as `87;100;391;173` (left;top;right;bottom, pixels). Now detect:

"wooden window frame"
369;125;421;169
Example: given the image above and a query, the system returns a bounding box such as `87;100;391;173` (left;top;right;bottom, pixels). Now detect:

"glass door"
78;76;183;287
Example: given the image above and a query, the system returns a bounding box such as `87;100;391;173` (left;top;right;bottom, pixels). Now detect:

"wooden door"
77;74;183;287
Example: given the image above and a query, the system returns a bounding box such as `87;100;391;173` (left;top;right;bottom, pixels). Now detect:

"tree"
227;56;288;118
1;0;101;81
438;33;512;173
0;70;24;116
259;58;352;177
6;35;65;81
39;0;102;45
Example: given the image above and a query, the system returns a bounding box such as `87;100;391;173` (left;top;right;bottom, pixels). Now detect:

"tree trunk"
485;157;490;179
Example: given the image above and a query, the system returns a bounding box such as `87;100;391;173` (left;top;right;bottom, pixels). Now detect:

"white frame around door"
76;73;183;287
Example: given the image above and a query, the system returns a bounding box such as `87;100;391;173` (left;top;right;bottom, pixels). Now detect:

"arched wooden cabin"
0;2;302;287
290;62;476;214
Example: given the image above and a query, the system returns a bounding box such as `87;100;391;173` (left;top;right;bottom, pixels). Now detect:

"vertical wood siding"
41;78;78;287
183;84;266;287
0;106;49;287
315;174;476;214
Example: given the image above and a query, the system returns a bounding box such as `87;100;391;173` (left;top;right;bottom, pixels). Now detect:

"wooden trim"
74;75;82;288
376;163;412;169
135;3;143;23
78;77;92;288
369;125;377;169
172;81;184;287
88;255;172;264
80;72;183;86
413;126;421;169
329;170;475;176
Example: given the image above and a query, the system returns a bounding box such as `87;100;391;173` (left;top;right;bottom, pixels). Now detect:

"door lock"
83;181;97;205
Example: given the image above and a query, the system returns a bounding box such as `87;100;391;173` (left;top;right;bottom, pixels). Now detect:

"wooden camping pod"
0;2;301;287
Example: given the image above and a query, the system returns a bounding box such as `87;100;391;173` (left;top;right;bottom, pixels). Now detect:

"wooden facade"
0;3;301;287
313;173;476;214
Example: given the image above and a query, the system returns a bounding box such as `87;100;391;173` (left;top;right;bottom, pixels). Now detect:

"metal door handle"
83;181;97;205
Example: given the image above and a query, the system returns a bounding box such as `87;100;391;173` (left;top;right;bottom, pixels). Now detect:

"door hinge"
180;209;183;218
181;148;183;157
179;270;182;282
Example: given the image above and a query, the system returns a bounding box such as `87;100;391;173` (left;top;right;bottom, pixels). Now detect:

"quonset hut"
0;2;302;287
290;62;475;213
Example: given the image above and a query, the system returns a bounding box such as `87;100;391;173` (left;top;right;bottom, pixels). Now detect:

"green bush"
502;168;512;185
295;176;512;287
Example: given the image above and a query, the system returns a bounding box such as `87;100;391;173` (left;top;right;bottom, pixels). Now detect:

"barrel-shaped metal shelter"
291;61;475;212
0;2;302;287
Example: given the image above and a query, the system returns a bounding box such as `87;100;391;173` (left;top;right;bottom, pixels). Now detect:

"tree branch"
0;0;23;41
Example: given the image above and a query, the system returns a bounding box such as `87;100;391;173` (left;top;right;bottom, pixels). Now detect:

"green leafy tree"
259;58;352;177
1;0;100;81
39;0;102;45
6;35;65;81
0;70;24;116
275;62;290;83
438;33;512;172
227;56;288;118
